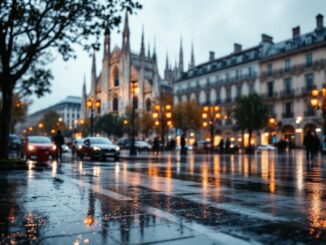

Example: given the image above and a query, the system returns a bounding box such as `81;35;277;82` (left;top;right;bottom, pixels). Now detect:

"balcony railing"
282;112;294;118
304;110;316;117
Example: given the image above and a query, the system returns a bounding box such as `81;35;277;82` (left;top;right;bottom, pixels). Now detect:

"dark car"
116;138;131;149
77;137;120;161
22;136;56;162
125;140;152;152
71;138;84;155
9;134;21;153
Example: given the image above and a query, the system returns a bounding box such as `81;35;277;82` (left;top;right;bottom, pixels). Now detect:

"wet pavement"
1;151;326;244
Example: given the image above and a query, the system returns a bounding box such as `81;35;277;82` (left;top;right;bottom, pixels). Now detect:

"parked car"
71;138;84;155
9;134;22;154
22;136;56;162
126;140;152;152
116;138;131;149
175;145;193;151
76;137;120;160
257;144;276;152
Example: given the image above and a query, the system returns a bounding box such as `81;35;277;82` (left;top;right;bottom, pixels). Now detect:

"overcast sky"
29;0;326;114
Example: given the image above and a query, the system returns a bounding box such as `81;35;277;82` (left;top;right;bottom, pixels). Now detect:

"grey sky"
29;0;326;114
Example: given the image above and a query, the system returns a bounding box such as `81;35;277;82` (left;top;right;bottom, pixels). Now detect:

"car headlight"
93;146;101;151
52;145;57;150
28;145;35;151
115;146;120;151
77;145;82;149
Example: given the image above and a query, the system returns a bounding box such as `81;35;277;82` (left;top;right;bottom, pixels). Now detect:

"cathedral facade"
81;12;183;119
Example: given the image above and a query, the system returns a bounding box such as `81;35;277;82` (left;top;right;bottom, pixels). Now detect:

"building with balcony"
260;14;326;146
174;14;326;147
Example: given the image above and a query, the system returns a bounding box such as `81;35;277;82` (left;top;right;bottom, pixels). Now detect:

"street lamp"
310;87;326;153
202;105;221;153
153;103;173;150
87;98;94;136
130;81;138;156
267;117;277;144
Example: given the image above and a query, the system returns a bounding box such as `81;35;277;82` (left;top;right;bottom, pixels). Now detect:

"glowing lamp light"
202;122;208;128
51;129;55;134
123;119;129;125
165;104;172;111
28;127;33;132
152;112;159;119
154;104;161;111
87;98;93;109
215;113;221;119
316;128;322;133
214;106;220;112
167;120;172;126
166;112;172;119
203;106;209;112
80;119;85;124
95;99;101;108
311;89;319;97
310;98;319;108
295;128;303;133
202;113;208;119
84;215;94;226
269;118;275;124
155;120;160;126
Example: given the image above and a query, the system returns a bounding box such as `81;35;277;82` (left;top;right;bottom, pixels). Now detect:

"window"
113;69;119;86
248;67;254;77
226;87;231;102
249;83;255;94
268;104;274;116
284;59;291;72
267;64;273;75
226;72;230;81
306;54;313;67
236;85;242;97
146;99;151;112
283;78;292;95
236;70;241;80
284;102;293;118
305;74;314;91
113;98;118;111
267;81;274;97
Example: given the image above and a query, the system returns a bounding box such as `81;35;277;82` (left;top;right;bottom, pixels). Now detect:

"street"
1;151;326;244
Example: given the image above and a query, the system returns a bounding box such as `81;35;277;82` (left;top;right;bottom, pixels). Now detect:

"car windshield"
76;139;83;144
29;136;51;144
10;135;20;143
90;138;112;145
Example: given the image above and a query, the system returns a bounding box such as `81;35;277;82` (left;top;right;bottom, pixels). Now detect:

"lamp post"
153;103;173;150
267;117;277;144
87;98;94;136
130;81;138;156
38;122;44;135
310;87;326;153
202;105;221;153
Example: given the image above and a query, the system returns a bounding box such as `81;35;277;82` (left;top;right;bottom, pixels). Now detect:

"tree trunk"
0;86;14;159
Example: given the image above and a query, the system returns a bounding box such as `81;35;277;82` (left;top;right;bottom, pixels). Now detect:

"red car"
23;136;57;162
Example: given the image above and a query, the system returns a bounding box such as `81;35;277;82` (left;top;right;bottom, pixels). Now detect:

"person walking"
54;130;65;161
180;133;187;155
153;136;160;155
303;130;315;161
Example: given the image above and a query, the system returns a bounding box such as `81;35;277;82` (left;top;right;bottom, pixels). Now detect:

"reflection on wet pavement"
1;151;326;244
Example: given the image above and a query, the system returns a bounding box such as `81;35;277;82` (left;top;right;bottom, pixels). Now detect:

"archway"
281;125;295;145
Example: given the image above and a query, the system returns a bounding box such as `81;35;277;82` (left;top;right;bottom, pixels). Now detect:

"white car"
175;145;193;151
257;144;276;151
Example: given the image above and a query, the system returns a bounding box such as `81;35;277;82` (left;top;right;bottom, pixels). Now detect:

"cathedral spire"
140;25;145;57
122;10;130;53
190;42;195;69
92;51;96;76
179;37;184;73
152;37;157;61
165;52;169;70
103;29;110;60
147;43;151;58
82;74;87;96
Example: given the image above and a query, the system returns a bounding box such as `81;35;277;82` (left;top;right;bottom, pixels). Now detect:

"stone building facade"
174;14;326;147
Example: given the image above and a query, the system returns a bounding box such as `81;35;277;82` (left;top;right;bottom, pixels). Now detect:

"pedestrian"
180;133;187;155
303;130;315;161
225;138;231;154
54;130;65;161
218;139;225;154
312;131;321;155
153;136;160;154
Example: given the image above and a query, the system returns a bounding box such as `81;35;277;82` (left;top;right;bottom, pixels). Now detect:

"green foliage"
94;113;125;138
233;93;269;146
173;100;202;133
39;110;65;135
